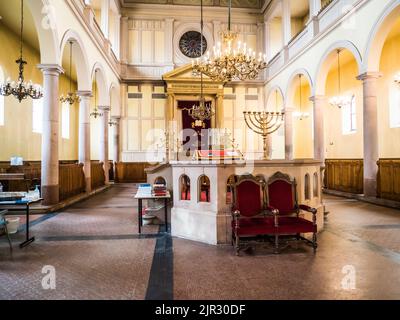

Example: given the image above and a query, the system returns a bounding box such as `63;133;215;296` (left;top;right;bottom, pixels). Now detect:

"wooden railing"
324;159;364;194
59;163;86;201
91;162;105;190
115;162;157;183
377;159;400;202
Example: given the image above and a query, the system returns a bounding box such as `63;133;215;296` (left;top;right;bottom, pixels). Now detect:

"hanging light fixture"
90;70;103;119
329;49;352;108
189;0;214;126
192;0;267;83
60;41;81;105
0;0;43;102
293;74;310;120
394;72;400;84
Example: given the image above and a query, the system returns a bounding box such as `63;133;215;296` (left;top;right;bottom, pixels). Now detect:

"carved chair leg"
313;232;318;253
274;234;279;254
235;234;240;256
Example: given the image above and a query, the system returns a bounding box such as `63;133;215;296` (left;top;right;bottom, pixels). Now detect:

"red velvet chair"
266;172;318;254
230;174;275;255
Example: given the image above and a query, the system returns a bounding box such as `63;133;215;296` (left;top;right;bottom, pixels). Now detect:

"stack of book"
153;184;167;197
137;184;153;197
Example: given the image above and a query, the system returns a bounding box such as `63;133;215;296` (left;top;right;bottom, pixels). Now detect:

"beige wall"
0;25;79;162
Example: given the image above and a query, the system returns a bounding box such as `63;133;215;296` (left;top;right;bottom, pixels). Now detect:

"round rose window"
179;31;207;58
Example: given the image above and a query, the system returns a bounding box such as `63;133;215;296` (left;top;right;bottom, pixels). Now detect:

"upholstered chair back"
234;177;265;217
267;172;297;215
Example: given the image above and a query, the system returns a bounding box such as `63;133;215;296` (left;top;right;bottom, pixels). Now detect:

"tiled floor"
1;184;400;300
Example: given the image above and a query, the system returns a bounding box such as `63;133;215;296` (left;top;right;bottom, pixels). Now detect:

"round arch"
314;40;363;96
364;1;400;73
26;0;60;64
266;85;285;110
60;29;91;91
91;62;109;106
285;68;314;109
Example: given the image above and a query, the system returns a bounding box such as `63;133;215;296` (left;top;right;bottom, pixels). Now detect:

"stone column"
111;116;121;163
99;106;110;184
77;91;92;193
284;106;294;160
282;0;292;46
357;72;382;197
166;93;175;122
38;64;63;205
310;95;325;162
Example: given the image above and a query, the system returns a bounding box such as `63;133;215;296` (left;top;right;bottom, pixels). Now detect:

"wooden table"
0;198;42;248
135;192;171;234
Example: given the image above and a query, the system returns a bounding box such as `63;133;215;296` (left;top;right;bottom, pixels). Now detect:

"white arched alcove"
314;40;363;96
59;29;91;91
285;68;314;108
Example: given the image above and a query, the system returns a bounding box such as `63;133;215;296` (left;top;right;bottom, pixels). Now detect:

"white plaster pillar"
115;14;121;59
120;16;129;64
257;22;264;56
284;106;294;160
101;0;110;37
213;20;221;48
282;0;292;46
111;116;121;163
264;19;272;62
99;106;110;184
357;72;382;197
38;64;64;205
310;95;325;162
77;91;92;193
309;0;321;17
165;18;174;65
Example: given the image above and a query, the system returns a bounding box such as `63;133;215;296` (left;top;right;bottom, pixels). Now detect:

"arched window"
0;67;4;126
389;83;400;128
198;175;210;203
304;174;311;201
180;175;191;201
342;95;357;134
313;173;319;198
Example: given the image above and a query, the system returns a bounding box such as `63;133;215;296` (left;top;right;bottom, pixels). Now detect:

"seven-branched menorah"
243;111;285;160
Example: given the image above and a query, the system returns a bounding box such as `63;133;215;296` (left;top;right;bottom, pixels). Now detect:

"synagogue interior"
0;0;400;300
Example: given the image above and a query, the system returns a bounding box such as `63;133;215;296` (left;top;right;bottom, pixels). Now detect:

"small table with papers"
134;191;171;234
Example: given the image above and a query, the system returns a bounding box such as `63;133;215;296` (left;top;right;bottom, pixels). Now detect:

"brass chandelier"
189;0;214;125
0;0;43;103
90;70;103;119
329;50;352;108
60;41;81;105
192;0;267;83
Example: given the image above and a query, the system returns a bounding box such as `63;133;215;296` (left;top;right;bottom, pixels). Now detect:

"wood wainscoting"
324;159;364;194
59;163;86;201
91;161;106;190
377;159;400;202
115;162;157;183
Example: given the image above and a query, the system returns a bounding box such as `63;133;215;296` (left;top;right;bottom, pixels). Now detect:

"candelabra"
243;111;285;160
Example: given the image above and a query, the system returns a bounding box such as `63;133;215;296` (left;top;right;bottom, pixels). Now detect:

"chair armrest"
299;205;317;214
266;206;279;227
299;205;317;225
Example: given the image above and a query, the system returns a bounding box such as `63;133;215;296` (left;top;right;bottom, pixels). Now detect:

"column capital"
111;116;121;121
37;64;64;75
165;18;175;23
76;90;93;98
121;16;129;21
357;72;383;81
98;105;111;112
